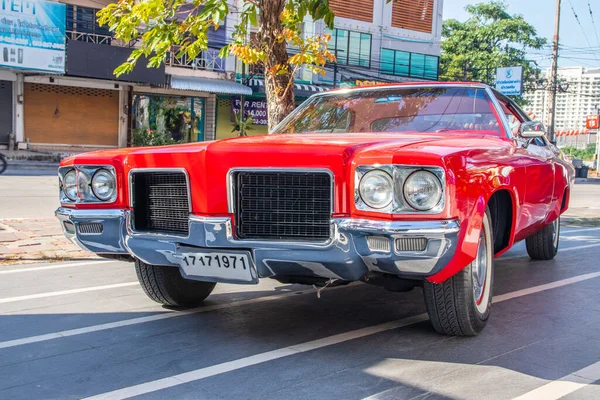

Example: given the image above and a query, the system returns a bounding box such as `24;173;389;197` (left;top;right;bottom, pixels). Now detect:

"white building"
524;67;600;132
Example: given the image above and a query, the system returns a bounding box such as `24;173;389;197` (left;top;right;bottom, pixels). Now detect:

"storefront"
132;93;206;145
0;79;12;146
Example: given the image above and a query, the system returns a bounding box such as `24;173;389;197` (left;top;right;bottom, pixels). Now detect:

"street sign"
0;0;66;73
495;66;524;96
586;115;599;130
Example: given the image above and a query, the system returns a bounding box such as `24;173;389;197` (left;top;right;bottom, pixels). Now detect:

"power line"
567;0;600;65
589;1;600;46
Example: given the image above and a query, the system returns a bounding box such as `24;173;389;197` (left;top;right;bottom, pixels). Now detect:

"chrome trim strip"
226;167;335;214
335;218;460;235
55;207;125;219
127;168;192;236
484;86;514;139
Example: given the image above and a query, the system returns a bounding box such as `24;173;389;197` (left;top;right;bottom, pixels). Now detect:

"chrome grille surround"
229;169;334;242
129;169;191;235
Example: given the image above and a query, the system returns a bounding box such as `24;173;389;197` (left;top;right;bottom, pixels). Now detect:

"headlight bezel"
355;165;445;214
59;165;117;204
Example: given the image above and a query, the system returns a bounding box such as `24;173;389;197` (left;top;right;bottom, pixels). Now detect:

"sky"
442;0;600;69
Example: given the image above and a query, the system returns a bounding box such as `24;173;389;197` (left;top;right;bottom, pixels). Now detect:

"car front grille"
233;171;332;241
131;171;189;234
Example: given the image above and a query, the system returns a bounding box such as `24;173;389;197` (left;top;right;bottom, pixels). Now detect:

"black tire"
526;216;560;260
0;154;6;175
423;209;494;336
135;259;216;307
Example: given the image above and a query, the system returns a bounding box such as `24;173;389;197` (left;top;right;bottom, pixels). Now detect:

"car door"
499;98;556;233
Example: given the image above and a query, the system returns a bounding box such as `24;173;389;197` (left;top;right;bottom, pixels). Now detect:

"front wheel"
135;259;216;307
423;209;494;336
526;216;560;260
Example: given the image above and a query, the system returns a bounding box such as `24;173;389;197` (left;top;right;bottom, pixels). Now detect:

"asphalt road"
1;226;600;399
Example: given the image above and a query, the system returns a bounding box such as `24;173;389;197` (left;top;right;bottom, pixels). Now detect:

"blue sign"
495;66;524;96
0;0;66;72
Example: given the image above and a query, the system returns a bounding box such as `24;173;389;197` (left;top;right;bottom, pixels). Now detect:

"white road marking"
0;282;138;305
0;261;113;275
561;227;600;234
0;284;354;349
512;361;600;400
498;242;600;261
82;271;600;400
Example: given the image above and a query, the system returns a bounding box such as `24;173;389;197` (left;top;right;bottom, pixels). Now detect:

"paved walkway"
0;218;96;265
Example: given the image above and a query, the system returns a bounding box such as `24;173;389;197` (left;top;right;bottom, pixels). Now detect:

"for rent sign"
0;0;66;73
495;66;524;96
231;97;268;126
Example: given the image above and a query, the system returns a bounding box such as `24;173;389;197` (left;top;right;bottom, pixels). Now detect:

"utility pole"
547;0;562;142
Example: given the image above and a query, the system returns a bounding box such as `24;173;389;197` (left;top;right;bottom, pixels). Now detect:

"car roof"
321;81;490;95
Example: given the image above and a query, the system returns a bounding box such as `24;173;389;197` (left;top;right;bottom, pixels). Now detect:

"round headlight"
359;170;394;209
63;169;78;201
91;169;116;201
403;170;443;211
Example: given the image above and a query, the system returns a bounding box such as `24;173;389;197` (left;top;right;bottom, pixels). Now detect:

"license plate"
175;250;256;283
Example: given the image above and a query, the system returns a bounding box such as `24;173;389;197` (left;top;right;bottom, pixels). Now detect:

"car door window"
499;100;547;147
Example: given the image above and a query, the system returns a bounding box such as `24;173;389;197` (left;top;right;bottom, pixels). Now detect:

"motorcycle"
0;152;6;175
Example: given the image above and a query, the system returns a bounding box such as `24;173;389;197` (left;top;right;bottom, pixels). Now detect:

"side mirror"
519;121;546;138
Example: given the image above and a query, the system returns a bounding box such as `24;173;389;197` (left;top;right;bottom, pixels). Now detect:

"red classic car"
56;83;575;336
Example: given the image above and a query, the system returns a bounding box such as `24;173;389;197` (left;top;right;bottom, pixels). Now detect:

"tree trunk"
259;0;296;132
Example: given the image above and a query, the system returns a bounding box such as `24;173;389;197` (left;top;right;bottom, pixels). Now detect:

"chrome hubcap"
472;231;487;305
552;218;560;249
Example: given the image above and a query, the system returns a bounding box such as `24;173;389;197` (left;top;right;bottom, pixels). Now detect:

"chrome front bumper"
56;207;460;283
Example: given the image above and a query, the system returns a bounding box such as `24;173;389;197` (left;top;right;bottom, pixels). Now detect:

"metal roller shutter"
0;81;12;145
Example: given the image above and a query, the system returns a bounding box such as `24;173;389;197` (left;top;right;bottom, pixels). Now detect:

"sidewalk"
0;218;97;265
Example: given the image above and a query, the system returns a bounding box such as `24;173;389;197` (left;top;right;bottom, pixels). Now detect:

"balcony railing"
66;31;112;45
166;46;224;72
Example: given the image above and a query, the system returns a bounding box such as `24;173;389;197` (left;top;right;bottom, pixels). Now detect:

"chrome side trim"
226;167;335;214
56;207;125;219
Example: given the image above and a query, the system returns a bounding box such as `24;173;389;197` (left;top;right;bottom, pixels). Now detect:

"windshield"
272;86;504;135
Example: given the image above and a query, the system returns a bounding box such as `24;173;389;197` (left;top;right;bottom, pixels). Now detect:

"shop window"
66;5;112;44
380;48;439;80
326;28;371;68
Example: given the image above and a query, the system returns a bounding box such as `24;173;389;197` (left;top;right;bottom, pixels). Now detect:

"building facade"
524;67;600;132
1;0;443;150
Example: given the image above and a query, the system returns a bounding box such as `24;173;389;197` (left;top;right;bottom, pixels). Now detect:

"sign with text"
231;97;268;125
495;66;524;96
586;115;599;130
0;0;66;73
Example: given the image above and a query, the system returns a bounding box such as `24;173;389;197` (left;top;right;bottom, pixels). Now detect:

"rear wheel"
135;259;216;307
526;216;560;260
423;209;494;336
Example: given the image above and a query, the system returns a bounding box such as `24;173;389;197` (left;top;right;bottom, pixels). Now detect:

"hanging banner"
231;96;268;125
495;66;524;96
0;0;66;73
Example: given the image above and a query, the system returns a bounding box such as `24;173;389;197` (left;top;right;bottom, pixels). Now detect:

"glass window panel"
348;31;361;66
380;48;395;75
360;33;371;67
325;28;336;51
410;53;425;78
395;51;410;76
424;56;439;80
335;29;349;65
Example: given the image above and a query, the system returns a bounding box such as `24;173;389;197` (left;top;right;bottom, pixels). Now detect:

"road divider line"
511;361;600;400
561;227;600;234
82;271;600;400
0;285;353;349
0;282;138;305
0;261;113;275
498;242;600;261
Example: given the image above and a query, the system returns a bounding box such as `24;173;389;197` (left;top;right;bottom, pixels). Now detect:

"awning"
169;76;252;96
248;78;330;97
